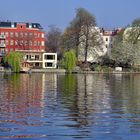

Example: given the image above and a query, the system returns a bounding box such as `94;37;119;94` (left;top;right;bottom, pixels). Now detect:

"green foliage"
111;43;132;65
60;7;100;62
62;74;77;95
4;52;23;72
64;50;77;73
132;18;140;27
123;18;140;44
113;29;124;46
94;65;113;72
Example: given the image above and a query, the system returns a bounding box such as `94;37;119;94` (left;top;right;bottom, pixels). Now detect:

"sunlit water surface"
0;73;140;140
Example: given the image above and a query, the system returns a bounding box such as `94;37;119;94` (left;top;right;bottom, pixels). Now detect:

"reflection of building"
0;73;57;118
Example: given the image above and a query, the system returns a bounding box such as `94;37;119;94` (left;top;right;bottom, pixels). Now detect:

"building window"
24;41;28;46
20;32;23;38
35;55;40;60
29;41;32;46
1;49;5;53
41;41;45;46
29;24;32;28
25;32;28;37
38;41;40;46
15;32;18;37
20;40;23;46
1;32;4;36
11;23;15;28
45;62;53;67
106;44;108;48
1;40;4;44
10;32;14;37
44;55;55;60
106;38;108;42
10;40;14;45
6;40;9;45
15;41;18;45
5;32;9;37
5;48;8;52
34;33;37;38
34;41;37;46
42;33;44;38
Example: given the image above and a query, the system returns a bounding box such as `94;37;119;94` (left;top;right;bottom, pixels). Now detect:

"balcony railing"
0;35;5;39
0;43;6;47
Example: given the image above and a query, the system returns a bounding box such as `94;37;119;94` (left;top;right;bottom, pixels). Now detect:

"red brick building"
0;21;46;55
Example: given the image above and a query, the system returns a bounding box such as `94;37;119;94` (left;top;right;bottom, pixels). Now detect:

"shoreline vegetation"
1;67;140;74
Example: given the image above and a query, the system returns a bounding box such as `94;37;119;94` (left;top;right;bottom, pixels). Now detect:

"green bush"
94;65;113;72
4;52;23;72
64;50;77;73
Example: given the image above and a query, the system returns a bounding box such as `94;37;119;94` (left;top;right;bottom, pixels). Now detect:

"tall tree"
4;52;23;72
46;25;61;52
61;8;103;63
64;49;77;73
110;18;140;68
124;18;140;44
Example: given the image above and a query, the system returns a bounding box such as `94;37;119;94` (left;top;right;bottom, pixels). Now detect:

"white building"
78;27;118;63
17;50;57;69
42;53;57;68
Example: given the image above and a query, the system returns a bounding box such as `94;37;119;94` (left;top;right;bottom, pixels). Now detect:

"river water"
0;73;140;140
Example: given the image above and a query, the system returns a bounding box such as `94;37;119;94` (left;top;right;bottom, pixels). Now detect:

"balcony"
0;43;6;47
0;35;5;39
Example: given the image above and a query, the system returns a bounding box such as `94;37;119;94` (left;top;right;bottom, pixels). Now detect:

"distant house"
78;27;123;63
0;21;46;53
0;21;57;69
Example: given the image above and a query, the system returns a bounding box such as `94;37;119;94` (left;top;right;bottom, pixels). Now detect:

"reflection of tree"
58;74;111;128
106;74;140;131
58;74;77;95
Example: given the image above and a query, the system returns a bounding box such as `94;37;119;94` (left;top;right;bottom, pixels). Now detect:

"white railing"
0;43;6;47
0;35;5;39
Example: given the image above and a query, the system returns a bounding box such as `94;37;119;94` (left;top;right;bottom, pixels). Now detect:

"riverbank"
30;69;140;74
31;69;66;73
1;67;140;74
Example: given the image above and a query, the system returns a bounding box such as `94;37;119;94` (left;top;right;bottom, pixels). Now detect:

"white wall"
43;53;57;68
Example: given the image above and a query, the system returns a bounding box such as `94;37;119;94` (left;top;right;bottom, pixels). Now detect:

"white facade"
102;35;113;55
43;53;57;68
17;50;57;69
78;27;112;63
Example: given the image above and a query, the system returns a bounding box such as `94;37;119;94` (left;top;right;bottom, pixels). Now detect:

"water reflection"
0;73;140;139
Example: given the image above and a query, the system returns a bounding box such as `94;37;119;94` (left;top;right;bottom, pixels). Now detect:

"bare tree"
46;25;61;52
61;8;103;63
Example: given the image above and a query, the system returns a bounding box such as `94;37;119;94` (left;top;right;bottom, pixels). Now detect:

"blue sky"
0;0;140;31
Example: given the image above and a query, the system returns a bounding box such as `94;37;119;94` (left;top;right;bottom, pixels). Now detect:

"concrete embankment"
31;69;66;73
31;69;140;74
